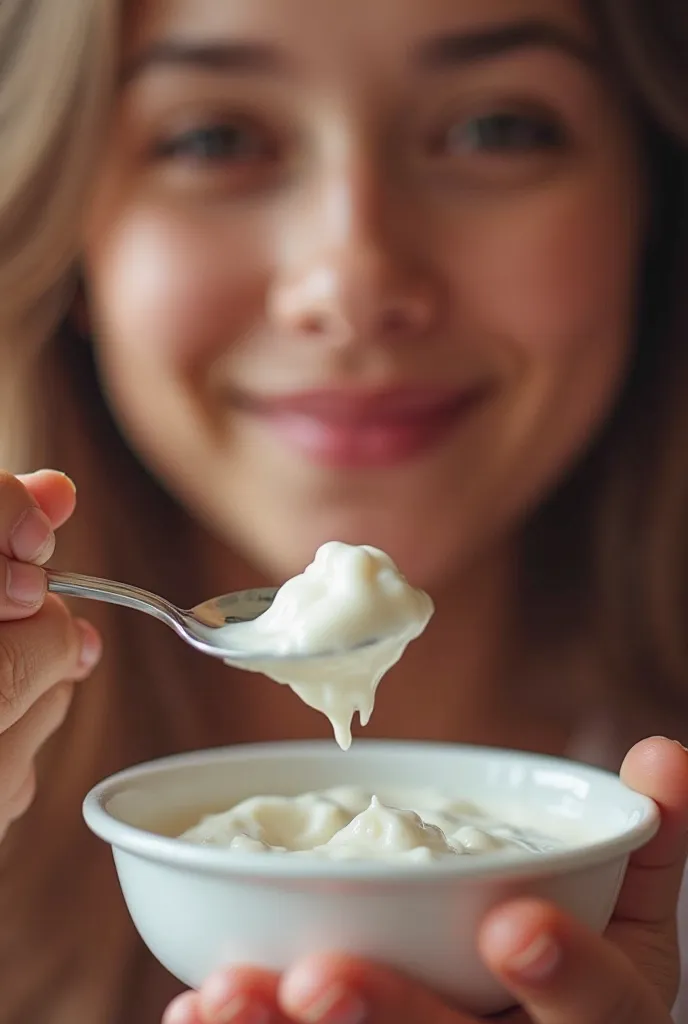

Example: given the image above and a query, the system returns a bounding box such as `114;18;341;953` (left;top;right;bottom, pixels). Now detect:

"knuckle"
0;601;77;726
0;470;20;496
627;926;680;1007
0;472;28;520
591;982;648;1024
0;632;34;718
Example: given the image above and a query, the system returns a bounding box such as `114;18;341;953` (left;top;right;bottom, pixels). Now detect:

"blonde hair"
0;1;687;1020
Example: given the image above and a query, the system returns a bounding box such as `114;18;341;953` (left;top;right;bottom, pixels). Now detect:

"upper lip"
234;386;491;421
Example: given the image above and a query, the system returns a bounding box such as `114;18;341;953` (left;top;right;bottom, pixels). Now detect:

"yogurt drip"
221;542;434;749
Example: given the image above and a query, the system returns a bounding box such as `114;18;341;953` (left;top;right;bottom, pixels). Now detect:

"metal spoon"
46;569;376;663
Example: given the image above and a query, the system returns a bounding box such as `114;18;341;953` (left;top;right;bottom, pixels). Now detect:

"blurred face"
83;0;644;585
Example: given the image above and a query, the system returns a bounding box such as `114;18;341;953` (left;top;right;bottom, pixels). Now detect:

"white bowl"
83;741;658;1016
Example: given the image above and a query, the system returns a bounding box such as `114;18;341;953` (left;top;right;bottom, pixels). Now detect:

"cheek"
85;207;269;374
449;178;642;365
435;173;643;505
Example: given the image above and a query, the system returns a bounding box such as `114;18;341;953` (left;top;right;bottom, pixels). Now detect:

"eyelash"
435;108;568;159
152;118;280;166
147;104;570;195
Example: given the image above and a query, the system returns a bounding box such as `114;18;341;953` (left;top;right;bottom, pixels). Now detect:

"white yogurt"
222;542;434;749
179;786;561;862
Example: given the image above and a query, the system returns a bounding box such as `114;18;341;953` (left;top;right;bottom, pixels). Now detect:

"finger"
0;767;37;842
162;991;203;1024
4;766;37;822
613;736;688;925
0;681;74;795
0;555;47;620
0;600;101;731
16;470;77;531
479;898;670;1024
279;954;470;1024
0;471;56;566
198;965;291;1024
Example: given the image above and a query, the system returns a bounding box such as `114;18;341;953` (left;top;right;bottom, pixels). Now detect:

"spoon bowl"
46;570;379;664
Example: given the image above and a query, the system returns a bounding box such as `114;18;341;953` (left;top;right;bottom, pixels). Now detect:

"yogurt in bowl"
83;740;659;1016
177;784;562;861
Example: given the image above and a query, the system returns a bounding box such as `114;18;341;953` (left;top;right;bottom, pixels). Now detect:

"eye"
154;118;279;164
442;110;567;156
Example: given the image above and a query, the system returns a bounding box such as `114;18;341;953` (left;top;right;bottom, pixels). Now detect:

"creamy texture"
192;545;559;863
179;786;560;862
221;542;434;749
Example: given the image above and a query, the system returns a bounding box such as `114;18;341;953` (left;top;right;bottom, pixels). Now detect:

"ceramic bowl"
83;740;658;1016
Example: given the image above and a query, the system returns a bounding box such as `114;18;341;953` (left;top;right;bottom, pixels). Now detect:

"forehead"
124;0;595;73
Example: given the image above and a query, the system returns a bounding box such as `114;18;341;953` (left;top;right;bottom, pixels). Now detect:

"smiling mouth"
232;385;493;468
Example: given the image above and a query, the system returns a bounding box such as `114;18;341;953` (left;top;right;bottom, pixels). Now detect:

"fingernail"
201;976;271;1024
53;472;77;495
672;739;688;753
505;933;561;983
209;994;270;1023
6;561;46;607
10;506;55;564
34;469;77;493
298;985;367;1024
76;619;102;671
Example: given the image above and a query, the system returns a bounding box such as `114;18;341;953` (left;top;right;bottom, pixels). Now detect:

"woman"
0;0;687;1021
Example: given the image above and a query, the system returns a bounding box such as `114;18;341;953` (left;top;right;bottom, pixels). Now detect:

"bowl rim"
82;740;660;882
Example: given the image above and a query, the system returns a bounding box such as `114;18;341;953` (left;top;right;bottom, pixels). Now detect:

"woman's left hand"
162;737;688;1024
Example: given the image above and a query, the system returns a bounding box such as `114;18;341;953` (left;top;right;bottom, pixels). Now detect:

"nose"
268;172;442;346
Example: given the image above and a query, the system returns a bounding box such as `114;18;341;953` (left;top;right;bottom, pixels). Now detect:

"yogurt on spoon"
221;542;434;749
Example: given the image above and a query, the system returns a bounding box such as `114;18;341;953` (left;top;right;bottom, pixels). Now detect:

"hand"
162;736;688;1024
0;470;102;842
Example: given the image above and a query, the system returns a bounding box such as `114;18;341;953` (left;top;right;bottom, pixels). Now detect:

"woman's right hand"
0;469;101;842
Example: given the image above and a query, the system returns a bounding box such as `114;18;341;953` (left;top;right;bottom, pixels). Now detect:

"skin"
0;472;101;843
84;0;644;591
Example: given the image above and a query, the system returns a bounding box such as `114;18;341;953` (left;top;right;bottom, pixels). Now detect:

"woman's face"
84;0;644;584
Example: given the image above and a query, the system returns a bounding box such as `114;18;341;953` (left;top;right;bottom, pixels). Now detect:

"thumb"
478;898;671;1023
17;470;77;529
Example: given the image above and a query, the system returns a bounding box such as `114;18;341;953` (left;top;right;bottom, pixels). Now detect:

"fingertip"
17;470;77;529
73;618;103;678
279;955;330;1013
198;965;279;1021
479;899;561;978
621;736;688;783
621;737;688;821
279;952;358;1002
162;991;201;1024
280;954;375;1021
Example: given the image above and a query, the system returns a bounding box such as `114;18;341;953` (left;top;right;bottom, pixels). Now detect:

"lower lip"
251;393;488;468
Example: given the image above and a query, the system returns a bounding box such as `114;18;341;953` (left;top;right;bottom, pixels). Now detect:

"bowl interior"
88;740;656;856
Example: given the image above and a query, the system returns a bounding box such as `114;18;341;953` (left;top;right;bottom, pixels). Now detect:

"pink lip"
238;386;491;467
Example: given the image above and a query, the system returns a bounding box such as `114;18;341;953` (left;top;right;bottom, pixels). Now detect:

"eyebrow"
122;40;286;85
122;17;601;87
416;18;601;72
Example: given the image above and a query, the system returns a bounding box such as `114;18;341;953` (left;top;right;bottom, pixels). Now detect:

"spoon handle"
46;569;184;631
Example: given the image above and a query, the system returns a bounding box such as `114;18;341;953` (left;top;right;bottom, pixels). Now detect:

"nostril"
300;312;328;335
380;308;410;333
